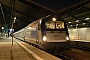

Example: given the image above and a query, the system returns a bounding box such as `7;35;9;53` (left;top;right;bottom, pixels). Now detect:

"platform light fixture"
85;18;89;20
76;27;77;28
14;17;16;20
83;23;85;25
76;20;79;22
76;24;78;26
14;19;15;22
2;27;4;29
68;22;71;23
13;17;16;23
70;25;73;27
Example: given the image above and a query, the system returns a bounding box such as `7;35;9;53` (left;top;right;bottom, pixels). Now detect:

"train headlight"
66;36;69;40
43;36;47;41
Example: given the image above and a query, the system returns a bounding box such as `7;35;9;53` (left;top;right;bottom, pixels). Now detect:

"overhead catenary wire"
0;1;6;24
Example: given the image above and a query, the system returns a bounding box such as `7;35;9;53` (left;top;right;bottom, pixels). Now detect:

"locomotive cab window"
45;21;64;29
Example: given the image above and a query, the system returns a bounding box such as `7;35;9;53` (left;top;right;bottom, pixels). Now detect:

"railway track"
56;54;73;60
72;46;90;52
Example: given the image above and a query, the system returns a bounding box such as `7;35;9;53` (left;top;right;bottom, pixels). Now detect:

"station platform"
0;37;61;60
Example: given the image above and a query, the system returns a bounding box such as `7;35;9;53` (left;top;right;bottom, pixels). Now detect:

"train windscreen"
45;21;65;30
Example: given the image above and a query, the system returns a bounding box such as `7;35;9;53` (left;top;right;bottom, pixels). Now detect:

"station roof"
0;0;90;31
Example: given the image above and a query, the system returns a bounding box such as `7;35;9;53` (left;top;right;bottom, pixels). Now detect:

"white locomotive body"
14;17;71;55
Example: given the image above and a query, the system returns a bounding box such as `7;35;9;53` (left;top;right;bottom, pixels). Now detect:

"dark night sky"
33;0;83;11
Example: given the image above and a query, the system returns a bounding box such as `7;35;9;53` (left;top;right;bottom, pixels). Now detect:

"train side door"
36;24;41;43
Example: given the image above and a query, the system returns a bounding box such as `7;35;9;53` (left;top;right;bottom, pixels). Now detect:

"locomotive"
14;16;71;55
